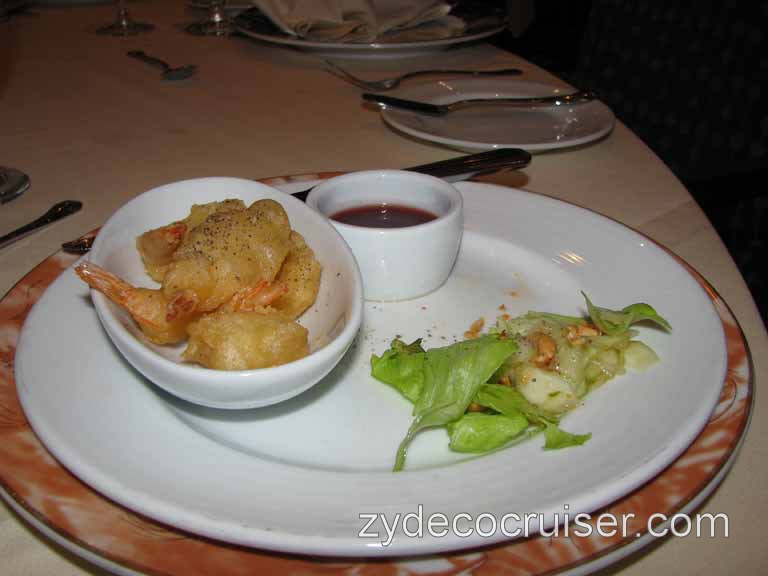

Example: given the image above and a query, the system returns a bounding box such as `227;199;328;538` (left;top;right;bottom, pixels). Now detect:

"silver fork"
363;91;598;116
324;60;522;91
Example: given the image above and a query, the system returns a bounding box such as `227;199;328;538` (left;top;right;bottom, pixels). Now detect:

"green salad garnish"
371;294;670;471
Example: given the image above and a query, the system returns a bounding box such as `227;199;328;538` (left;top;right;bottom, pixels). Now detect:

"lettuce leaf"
475;383;560;426
583;293;671;335
497;295;671;339
543;423;591;449
389;335;517;471
371;294;669;470
447;412;529;452
370;339;426;404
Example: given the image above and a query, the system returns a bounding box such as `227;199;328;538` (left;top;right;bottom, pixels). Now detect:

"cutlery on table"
0;200;82;250
290;148;531;202
0;167;30;205
127;51;197;81
363;91;598;116
61;230;97;254
325;60;523;91
61;148;531;254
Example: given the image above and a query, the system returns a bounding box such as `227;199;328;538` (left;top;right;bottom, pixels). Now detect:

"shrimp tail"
75;262;193;344
75;261;132;305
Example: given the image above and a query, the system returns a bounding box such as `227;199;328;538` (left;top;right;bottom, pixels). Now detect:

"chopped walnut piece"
564;323;600;346
529;332;556;368
464;317;485;339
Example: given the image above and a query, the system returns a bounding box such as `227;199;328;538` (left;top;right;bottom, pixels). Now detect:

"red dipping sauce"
331;204;437;228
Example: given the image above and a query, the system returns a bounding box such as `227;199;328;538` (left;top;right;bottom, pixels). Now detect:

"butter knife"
363;91;598;116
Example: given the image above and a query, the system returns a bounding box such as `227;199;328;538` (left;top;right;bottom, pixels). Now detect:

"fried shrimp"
180;280;304;369
135;221;187;282
75;262;191;345
160;199;293;316
271;231;321;319
136;199;246;282
222;280;289;313
183;311;309;370
78;197;321;370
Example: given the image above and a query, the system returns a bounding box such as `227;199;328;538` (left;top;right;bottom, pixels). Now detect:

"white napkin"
251;0;466;42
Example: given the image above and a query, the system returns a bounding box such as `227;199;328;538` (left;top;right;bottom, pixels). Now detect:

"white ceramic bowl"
306;170;463;301
86;177;363;409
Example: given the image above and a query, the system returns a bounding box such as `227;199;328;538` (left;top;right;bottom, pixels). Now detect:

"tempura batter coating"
183;199;247;231
183;310;309;370
271;231;322;319
162;199;293;316
79;197;323;371
137;200;246;282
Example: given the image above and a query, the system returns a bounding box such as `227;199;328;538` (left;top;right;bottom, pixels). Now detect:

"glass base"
185;6;232;36
97;12;154;36
185;19;232;36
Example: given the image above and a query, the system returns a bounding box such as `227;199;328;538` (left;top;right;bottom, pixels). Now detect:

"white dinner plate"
16;182;725;557
380;79;616;152
35;0;111;5
233;9;505;59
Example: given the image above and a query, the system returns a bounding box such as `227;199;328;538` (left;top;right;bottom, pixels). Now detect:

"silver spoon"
127;50;197;81
0;167;30;205
0;200;82;250
324;60;523;91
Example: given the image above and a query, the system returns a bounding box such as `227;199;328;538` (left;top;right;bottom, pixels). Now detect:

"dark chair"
495;0;768;322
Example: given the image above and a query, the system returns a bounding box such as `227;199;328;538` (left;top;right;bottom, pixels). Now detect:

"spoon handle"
127;50;170;72
0;200;82;249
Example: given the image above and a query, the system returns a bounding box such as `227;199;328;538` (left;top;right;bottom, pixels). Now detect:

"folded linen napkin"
251;0;466;43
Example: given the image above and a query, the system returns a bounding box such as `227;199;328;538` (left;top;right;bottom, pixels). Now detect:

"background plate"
381;79;615;152
233;6;506;59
